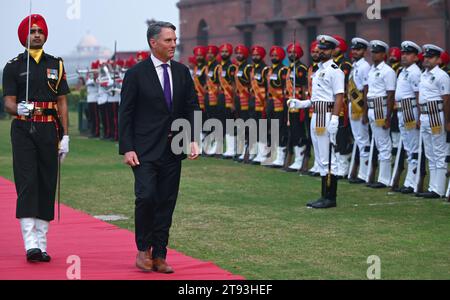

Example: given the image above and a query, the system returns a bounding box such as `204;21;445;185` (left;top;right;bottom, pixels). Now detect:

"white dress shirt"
350;57;370;91
311;59;345;102
151;54;173;99
395;63;421;101
418;65;450;104
366;61;396;98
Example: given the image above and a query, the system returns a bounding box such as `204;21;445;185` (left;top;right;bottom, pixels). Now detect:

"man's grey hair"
147;21;176;47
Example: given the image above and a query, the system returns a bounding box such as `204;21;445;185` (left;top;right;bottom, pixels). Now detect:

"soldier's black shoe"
307;198;325;207
349;178;365;184
40;252;51;262
416;191;441;199
311;199;336;209
400;187;414;194
369;182;387;189
26;248;43;262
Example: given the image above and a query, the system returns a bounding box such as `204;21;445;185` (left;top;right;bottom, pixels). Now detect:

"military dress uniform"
233;45;254;162
250;46;271;164
218;44;238;159
267;46;290;168
86;61;100;138
347;38;371;183
333;36;354;178
97;63;113;139
288;35;345;209
393;41;422;194
204;45;221;156
192;46;209;150
306;45;320;175
2;14;70;262
285;43;309;172
417;45;450;198
365;40;397;188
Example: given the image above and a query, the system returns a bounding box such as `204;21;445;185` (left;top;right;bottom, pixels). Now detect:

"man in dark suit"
119;21;200;273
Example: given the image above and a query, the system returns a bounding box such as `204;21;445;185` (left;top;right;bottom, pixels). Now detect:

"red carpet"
0;177;244;280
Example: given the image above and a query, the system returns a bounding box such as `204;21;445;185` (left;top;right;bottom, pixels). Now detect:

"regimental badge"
47;69;59;80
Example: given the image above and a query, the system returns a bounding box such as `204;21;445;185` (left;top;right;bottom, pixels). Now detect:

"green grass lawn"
1;111;450;279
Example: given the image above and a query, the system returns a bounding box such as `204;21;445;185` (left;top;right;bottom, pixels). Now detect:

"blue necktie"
161;64;172;110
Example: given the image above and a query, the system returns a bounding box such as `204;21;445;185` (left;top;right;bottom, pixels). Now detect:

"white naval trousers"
397;108;420;189
349;102;371;180
420;110;448;196
368;105;392;185
310;110;338;177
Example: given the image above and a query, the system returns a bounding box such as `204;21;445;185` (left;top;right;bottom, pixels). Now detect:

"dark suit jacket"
119;57;199;162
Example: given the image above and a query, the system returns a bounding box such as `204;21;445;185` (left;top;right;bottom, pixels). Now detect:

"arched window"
197;19;209;46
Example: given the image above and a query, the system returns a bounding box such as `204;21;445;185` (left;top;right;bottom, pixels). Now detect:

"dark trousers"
132;143;182;259
108;102;119;141
267;109;288;147
288;111;310;149
11;120;58;221
88;102;100;137
98;103;111;139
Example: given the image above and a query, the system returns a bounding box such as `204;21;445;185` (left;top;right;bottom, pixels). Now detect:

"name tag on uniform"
255;74;261;80
237;70;243;77
270;74;278;81
47;69;59;80
208;71;214;77
221;70;227;77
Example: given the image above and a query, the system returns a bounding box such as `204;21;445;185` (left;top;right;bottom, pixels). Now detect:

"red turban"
116;59;125;67
126;56;137;68
251;45;266;59
440;51;450;65
287;43;304;59
310;41;319;53
136;51;149;61
417;52;424;63
270;46;286;61
234;44;249;58
188;56;197;65
207;45;219;56
18;14;48;47
333;35;348;53
219;43;233;54
193;46;207;57
389;47;401;61
91;60;100;70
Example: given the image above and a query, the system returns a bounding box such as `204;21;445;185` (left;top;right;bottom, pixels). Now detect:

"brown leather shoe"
152;258;174;274
135;250;153;272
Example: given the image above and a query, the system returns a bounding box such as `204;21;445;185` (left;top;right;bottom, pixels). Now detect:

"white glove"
327;115;339;145
59;135;70;163
17;101;31;117
286;99;312;109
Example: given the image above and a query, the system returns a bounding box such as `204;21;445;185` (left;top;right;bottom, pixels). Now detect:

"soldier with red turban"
285;43;309;172
3;14;70;262
267;46;290;168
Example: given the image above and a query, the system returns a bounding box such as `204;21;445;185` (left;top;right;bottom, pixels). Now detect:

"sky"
0;0;180;67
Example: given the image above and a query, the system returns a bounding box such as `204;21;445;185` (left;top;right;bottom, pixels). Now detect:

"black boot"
312;175;337;209
307;176;327;207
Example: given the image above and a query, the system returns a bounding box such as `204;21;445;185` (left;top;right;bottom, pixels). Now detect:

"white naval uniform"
348;57;371;181
394;63;421;189
366;61;397;185
310;59;345;176
418;65;450;196
86;77;98;103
